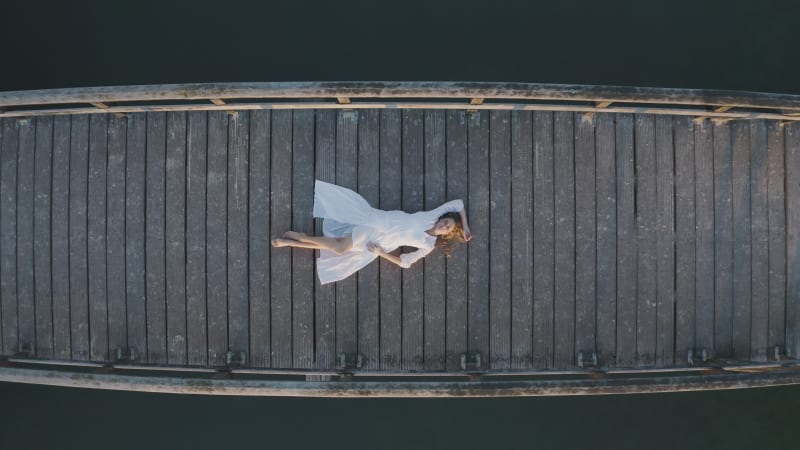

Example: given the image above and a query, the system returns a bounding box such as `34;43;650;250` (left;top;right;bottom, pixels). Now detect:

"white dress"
313;180;464;284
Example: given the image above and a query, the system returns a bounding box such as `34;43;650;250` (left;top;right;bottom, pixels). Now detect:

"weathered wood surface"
0;110;796;373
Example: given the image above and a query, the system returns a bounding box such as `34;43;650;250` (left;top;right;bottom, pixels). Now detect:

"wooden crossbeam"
210;98;226;106
595;101;613;108
337;97;351;104
714;105;733;113
91;102;109;109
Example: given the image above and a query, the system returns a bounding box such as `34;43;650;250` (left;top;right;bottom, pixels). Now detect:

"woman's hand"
462;226;472;242
367;242;384;254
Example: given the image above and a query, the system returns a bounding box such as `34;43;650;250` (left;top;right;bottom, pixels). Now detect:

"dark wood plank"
401;109;424;370
595;113;616;367
17;118;36;354
635;114;657;366
749;120;769;361
0;119;3;352
553;111;575;368
248;110;270;368
125;113;147;362
575;113;596;360
786;122;800;358
336;110;359;365
106;114;127;359
357;109;380;370
315;109;336;369
532;112;555;369
88;114;109;362
445;110;469;371
674;116;696;365
767;121;786;355
731;120;752;360
1;118;19;356
51;116;72;360
467;111;490;366
379;109;402;370
512;111;534;369
145;112;167;364
694;119;715;357
655;115;675;367
69;114;90;361
423;110;446;370
206;110;228;367
489;110;512;370
34;116;54;358
292;109;315;369
186;111;208;367
227;111;249;364
615;114;636;367
166;111;188;365
713;120;734;358
270;110;293;368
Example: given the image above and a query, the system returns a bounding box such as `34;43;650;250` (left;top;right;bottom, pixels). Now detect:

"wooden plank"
445;110;468;371
423;110;447;370
314;109;336;369
635;114;657;366
467;111;490;366
674;116;696;364
336;111;359;364
731;121;752;360
270;110;293;368
1;118;18;356
655;115;675;367
767;121;786;355
694;119;715;357
489;110;512;370
713;120;734;358
166;112;188;365
248;110;270;368
787;122;800;358
292;109;315;369
511;111;534;369
553;111;575;368
17;119;36;354
615;114;636;367
88;114;109;362
749;120;769;361
532;112;554;368
206;110;228;367
379;109;402;370
186;112;208;366
357;109;380;370
33;116;54;358
595;113;616;366
401;109;424;370
125;113;147;362
106;114;127;358
145;112;167;364
69;114;90;361
51;116;71;359
574;113;596;360
227;111;249;364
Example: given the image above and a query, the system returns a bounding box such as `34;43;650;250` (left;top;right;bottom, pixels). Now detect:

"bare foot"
283;231;307;241
271;238;294;248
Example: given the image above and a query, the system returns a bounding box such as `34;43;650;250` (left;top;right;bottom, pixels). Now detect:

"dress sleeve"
399;246;435;269
432;199;464;217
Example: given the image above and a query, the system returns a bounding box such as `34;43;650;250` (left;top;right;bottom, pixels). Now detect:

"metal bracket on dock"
577;352;598;369
337;353;363;371
115;347;138;363
688;349;694;366
775;346;781;361
226;351;246;368
460;353;482;371
15;343;33;358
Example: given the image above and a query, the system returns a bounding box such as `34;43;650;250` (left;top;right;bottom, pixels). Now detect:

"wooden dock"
0;82;799;396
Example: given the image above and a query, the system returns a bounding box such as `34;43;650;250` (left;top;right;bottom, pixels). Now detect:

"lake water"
2;1;800;449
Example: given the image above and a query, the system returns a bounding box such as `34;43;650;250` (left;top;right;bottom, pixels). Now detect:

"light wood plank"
445;110;468;371
553;111;575;368
17;119;36;354
248;110;270;367
206;110;228;367
713;121;734;357
186;111;208;367
731;120;752;359
33;116;54;358
512;111;534;369
87;114;108;361
69;114;89;361
615;114;636;367
125;113;147;362
767;121;786;355
166;111;188;365
292;109;315;369
655;115;675;367
106;115;127;359
467;111;490;366
595;113;616;366
314;110;336;369
635;114;656;366
423;110;446;370
227;111;249;364
749;120;769;361
575;113;596;361
674;116;696;364
401;109;424;370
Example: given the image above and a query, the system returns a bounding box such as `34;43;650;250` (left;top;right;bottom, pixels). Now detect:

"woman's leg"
272;232;352;254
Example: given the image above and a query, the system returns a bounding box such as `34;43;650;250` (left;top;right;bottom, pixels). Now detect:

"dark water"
3;1;800;449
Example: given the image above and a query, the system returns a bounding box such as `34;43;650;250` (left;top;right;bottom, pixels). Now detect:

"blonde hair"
434;212;466;257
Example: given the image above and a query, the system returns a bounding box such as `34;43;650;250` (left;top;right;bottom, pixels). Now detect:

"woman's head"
434;212;466;256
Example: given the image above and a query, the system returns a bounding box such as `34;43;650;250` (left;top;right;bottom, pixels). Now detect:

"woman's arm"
458;208;472;241
368;243;403;266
